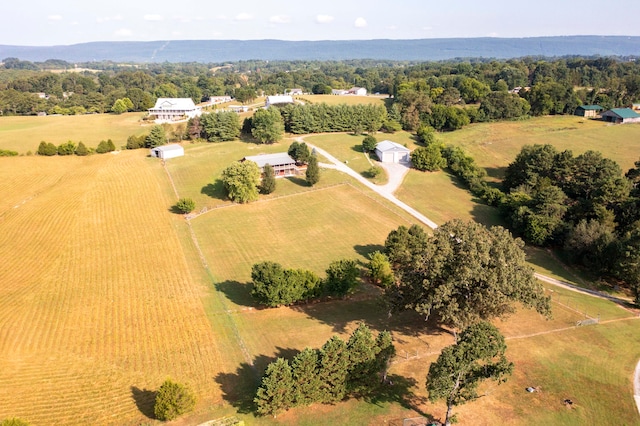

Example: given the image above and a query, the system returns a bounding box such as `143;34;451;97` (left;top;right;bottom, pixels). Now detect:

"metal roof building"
375;140;411;163
242;153;297;177
601;108;640;124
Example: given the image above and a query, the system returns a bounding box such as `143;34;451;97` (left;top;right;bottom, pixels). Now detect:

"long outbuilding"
242;152;297;177
601;108;640;124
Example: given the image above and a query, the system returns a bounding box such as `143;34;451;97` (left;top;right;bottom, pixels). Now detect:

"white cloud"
354;17;367;28
115;28;133;37
235;13;253;21
48;15;63;21
270;15;291;24
316;15;334;24
144;14;164;21
97;15;122;23
387;25;397;31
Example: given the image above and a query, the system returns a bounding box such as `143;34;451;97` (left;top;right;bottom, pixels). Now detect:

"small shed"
574;105;603;118
375;140;411;163
150;144;184;159
601;108;640;124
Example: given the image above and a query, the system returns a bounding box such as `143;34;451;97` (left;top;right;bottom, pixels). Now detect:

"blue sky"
3;0;640;46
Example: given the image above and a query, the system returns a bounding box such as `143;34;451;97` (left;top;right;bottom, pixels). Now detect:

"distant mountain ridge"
1;36;639;63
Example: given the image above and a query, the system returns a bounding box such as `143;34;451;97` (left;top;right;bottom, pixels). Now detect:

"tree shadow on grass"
285;176;310;187
485;166;507;180
292;294;450;339
352;144;364;153
364;374;432;419
214;348;300;415
168;205;184;214
201;179;226;200
131;386;157;419
214;280;256;308
354;244;386;258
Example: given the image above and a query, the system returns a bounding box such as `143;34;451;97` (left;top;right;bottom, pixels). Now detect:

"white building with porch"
148;98;201;123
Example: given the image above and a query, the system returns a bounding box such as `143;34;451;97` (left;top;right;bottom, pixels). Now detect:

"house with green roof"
574;105;603;118
601;108;640;124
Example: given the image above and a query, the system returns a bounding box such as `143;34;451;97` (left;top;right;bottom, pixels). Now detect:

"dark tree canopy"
221;160;261;203
251;107;285;143
260;163;277;194
384;220;551;331
411;145;446;172
305;154;320;186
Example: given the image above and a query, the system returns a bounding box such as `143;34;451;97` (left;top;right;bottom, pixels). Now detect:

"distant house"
632;103;640;111
574;105;603;118
150;144;184;160
228;105;249;113
601;108;640;124
348;87;367;96
209;96;232;105
242;153;297;177
265;95;294;107
375;140;411;163
148;98;201;123
331;89;349;96
287;88;303;95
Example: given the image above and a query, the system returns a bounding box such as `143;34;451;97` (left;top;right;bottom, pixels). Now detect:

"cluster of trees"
250;259;359;307
254;323;395;417
499;145;640;301
0;149;19;156
187;112;240;142
3;56;640;125
36;139;115;156
382;220;551;332
278;103;388;134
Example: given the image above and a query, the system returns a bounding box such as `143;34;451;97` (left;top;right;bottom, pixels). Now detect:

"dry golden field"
0;151;235;424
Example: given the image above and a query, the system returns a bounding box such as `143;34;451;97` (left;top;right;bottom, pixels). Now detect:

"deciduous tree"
427;322;513;426
260;163;277;194
384;220;551;332
221;160;261;203
252;107;285;143
154;379;196;421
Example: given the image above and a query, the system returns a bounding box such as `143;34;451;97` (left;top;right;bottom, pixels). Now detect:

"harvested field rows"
0;152;230;425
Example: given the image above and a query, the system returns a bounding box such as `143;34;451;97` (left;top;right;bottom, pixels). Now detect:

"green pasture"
0;112;148;152
295;94;386;106
438;115;640;176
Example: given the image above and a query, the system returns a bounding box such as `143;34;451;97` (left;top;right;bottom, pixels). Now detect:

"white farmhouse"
375;140;411;163
348;87;367;96
150;144;184;160
148;98;202;123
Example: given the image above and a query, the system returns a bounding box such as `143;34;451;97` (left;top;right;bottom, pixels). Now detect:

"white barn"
150;144;184;160
148;98;201;123
375;140;411;163
265;95;294;107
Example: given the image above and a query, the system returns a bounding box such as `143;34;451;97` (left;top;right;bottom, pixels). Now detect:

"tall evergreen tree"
255;358;295;417
306;154;320;186
291;348;323;406
145;125;166;148
318;336;349;403
260;163;277;194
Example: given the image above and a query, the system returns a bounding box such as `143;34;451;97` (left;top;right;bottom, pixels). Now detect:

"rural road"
303;138;632;306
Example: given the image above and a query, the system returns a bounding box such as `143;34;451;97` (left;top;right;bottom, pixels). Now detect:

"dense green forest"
1;56;639;121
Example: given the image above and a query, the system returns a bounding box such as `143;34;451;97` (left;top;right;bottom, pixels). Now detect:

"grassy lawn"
0;112;149;152
294;94;386;106
438;115;640;176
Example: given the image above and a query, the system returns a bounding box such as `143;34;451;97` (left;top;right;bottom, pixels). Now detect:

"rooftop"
376;140;410;153
150;98;198;110
607;108;640;119
243;152;296;168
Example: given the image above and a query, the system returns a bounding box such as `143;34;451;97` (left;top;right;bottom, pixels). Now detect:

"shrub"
362;135;377;152
37;141;57;156
364;166;383;178
154;379;196;421
75;142;89;156
175;198;196;214
57;141;76;156
0;149;19;157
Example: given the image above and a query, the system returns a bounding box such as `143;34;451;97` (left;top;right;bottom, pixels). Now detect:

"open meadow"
0;113;639;425
0;112;148;153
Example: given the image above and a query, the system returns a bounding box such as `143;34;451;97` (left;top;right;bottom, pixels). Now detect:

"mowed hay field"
0;113;148;153
438;115;640;176
0;152;240;425
294;94;386;106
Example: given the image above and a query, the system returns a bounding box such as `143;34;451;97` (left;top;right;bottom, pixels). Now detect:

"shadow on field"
293;296;450;339
130;386;157;419
351;144;364;153
214;348;299;414
353;244;386;258
215;280;256;308
485;166;507;180
201;179;226;200
364;374;431;419
470;202;507;229
285;176;310;187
